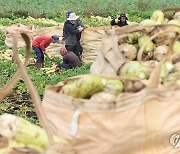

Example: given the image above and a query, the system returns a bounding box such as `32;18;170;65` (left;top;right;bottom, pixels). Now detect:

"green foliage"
25;63;90;95
0;52;91;124
0;61;17;87
127;10;153;22
0;17;60;29
0;0;179;22
0;94;39;125
0;31;6;50
0;54;91;94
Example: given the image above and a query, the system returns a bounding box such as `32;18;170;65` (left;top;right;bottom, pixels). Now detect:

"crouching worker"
55;47;82;72
32;35;60;68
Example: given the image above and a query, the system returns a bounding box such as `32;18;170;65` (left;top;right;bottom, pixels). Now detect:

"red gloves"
55;66;60;72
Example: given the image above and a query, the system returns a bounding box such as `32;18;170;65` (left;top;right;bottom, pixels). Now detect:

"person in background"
62;11;73;39
66;11;72;19
64;11;84;58
63;12;84;60
55;47;82;72
110;13;128;27
74;16;84;59
32;35;60;68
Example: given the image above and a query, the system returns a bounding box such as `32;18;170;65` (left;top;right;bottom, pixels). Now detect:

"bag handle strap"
0;31;54;143
0;32;31;102
137;24;179;61
162;7;180;20
147;30;179;89
114;24;146;35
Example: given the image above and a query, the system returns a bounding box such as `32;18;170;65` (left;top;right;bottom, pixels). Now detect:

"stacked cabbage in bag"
60;9;180;101
120;10;180;61
61;75;124;102
119;9;180;88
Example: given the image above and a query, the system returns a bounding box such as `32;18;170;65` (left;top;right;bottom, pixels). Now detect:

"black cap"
52;35;60;43
119;13;128;20
120;13;126;17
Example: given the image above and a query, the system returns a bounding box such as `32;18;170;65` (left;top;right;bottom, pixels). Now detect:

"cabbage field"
0;0;179;128
0;0;180;153
0;0;179;123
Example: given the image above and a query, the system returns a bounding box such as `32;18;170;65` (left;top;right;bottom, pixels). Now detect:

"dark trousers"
32;47;44;62
58;62;71;69
76;41;83;58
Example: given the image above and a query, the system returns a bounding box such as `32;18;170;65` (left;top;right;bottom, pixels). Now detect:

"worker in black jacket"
75;17;84;58
63;13;84;59
110;13;128;27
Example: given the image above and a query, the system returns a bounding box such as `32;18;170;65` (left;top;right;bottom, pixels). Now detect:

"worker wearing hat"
32;35;60;68
110;13;128;27
63;13;84;60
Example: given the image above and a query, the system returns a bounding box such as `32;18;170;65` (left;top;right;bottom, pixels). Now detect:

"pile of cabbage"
59;9;180;102
118;9;180;88
119;10;180;61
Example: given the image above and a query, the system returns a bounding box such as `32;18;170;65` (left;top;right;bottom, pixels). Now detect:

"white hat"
67;13;79;21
